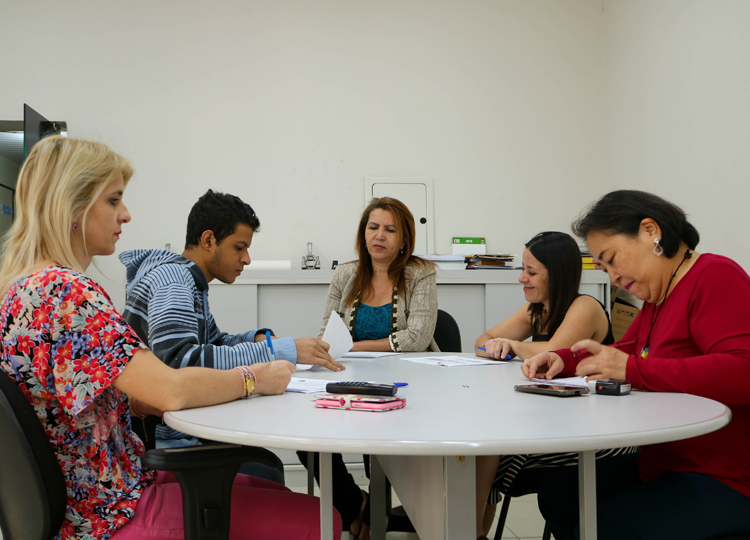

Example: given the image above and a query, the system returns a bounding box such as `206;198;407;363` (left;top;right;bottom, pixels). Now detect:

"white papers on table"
321;311;353;360
402;355;507;367
286;378;336;393
530;376;589;388
341;351;400;359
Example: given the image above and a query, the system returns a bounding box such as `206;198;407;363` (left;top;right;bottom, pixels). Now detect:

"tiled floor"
382;492;548;539
10;479;549;540
290;486;549;540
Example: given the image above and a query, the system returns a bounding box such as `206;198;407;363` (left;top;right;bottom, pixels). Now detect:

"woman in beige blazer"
303;197;438;540
320;197;438;353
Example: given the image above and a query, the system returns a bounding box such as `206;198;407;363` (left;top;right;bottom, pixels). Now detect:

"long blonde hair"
0;136;133;295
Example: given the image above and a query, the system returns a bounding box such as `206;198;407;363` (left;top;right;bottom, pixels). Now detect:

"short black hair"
572;190;699;258
185;189;260;249
525;232;582;336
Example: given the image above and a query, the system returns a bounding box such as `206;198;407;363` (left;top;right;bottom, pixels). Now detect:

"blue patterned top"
353;302;392;341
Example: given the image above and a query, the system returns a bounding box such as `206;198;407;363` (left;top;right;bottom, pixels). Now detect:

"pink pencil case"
314;393;406;412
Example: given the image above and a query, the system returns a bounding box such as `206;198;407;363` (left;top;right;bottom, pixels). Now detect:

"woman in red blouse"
0;136;341;540
524;190;750;540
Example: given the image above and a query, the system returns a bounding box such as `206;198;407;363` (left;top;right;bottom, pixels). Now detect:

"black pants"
538;453;750;540
297;451;369;531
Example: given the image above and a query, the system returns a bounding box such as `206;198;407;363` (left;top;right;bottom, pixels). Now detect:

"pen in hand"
477;346;512;360
265;331;276;361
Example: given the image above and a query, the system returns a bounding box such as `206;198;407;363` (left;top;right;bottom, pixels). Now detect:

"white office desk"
209;269;611;354
164;353;730;540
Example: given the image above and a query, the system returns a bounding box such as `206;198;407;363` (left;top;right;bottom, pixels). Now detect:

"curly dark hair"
184;189;260;248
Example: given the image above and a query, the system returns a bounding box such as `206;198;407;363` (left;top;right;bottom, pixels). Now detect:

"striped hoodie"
119;249;297;370
120;249;297;441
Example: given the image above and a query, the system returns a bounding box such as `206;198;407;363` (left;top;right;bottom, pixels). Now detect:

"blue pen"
265;331;276;361
393;382;409;388
476;346;512;360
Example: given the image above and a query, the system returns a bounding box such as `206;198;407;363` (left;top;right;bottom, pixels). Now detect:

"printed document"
402;355;507;367
321;311;354;360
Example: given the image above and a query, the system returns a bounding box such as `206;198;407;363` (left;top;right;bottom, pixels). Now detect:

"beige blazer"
319;261;439;352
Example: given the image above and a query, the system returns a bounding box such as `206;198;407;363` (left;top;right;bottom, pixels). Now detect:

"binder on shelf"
465;253;516;270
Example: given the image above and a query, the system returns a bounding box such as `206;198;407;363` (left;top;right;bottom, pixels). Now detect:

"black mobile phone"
514;384;590;397
325;382;398;396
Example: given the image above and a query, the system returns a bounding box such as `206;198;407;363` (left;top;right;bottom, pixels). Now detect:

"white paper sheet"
286;377;337;393
321;311;354;360
530;376;589;388
401;355;507;367
341;351;400;359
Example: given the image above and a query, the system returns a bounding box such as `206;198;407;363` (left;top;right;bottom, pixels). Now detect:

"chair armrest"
144;444;281;471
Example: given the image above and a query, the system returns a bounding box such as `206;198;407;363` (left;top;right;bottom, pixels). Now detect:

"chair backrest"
433;309;462;352
0;370;67;540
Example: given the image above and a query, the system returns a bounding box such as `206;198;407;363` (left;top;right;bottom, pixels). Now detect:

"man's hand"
521;351;565;380
572;340;628;381
295;337;345;372
253;360;296;395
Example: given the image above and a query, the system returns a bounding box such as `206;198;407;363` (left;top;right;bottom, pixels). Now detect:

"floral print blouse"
0;266;154;540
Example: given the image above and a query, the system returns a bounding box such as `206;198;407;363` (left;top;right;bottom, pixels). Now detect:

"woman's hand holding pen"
482;338;516;360
253;360;296;395
572;339;628;380
522;352;564;380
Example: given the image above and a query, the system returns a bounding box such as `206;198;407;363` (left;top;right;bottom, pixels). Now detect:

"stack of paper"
415;254;466;271
286;378;336;393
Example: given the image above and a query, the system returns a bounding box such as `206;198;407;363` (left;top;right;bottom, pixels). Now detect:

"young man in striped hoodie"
120;189;343;460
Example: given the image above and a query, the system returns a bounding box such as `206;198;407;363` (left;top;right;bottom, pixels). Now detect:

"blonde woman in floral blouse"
0;136;341;540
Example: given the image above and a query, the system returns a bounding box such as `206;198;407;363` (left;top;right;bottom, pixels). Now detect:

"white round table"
165;353;731;540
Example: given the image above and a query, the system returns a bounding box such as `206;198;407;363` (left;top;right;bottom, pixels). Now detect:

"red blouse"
556;254;750;498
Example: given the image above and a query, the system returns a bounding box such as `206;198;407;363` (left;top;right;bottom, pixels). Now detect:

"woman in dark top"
473;231;629;539
475;231;613;361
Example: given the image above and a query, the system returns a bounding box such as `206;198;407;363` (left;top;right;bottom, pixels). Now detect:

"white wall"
602;0;750;268
0;0;605;309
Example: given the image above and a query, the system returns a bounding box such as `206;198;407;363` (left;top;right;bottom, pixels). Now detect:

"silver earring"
72;223;78;231
400;247;404;254
653;238;663;256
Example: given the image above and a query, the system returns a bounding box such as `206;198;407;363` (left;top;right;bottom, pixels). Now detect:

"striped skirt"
488;446;638;504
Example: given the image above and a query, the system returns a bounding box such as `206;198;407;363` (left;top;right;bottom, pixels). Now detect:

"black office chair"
432;308;462;353
132;411;285;485
493;468;555;540
0;370;279;540
384;309;463;533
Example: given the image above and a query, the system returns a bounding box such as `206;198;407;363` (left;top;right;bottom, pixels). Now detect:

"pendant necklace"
640;249;692;359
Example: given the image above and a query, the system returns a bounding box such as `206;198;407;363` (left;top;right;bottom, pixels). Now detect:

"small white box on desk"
452;237;486;255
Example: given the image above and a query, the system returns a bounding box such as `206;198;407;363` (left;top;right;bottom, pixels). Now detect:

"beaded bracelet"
233;365;257;398
234;367;248;398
